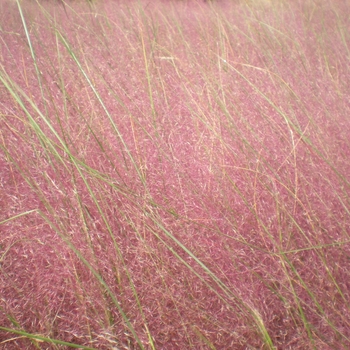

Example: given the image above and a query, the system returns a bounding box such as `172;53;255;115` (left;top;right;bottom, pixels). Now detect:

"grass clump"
1;0;350;349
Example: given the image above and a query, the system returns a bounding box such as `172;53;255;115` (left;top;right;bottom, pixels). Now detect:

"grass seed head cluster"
1;0;350;349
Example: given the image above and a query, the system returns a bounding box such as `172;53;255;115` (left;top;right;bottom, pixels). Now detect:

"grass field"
1;0;350;348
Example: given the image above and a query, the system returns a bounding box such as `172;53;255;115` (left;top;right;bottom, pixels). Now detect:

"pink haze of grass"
1;0;350;349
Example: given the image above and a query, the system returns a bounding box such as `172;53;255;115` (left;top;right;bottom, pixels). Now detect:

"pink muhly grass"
1;0;350;349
